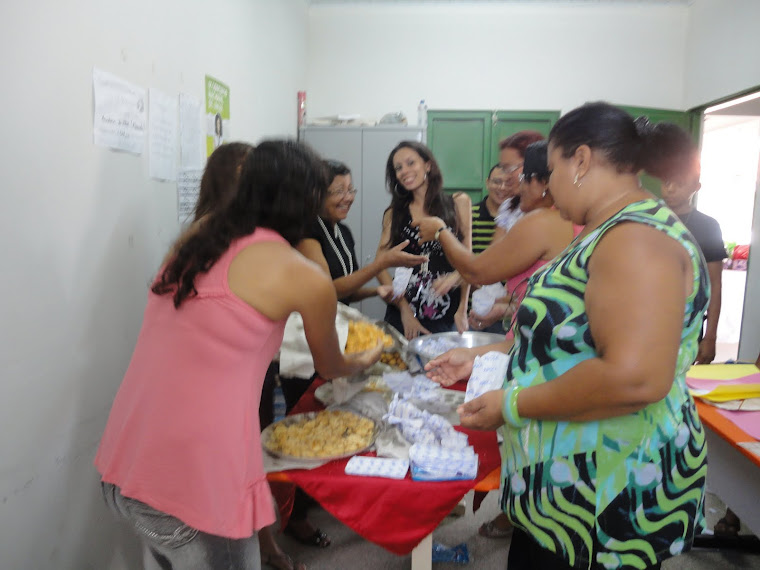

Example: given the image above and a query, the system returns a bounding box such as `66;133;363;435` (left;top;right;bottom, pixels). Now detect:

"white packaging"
471;283;507;317
465;351;509;403
345;456;409;479
392;266;414;298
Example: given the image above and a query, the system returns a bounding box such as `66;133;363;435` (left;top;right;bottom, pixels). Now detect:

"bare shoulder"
591;222;689;271
229;240;334;320
453;192;472;207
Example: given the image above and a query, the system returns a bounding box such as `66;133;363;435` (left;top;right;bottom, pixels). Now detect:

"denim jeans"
102;482;261;570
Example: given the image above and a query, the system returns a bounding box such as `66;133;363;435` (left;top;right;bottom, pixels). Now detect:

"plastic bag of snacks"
345;320;394;353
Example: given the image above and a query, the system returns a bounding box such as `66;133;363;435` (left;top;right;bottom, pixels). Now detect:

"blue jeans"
101;482;261;570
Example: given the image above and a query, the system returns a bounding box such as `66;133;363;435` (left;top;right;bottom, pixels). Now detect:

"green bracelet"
502;385;528;429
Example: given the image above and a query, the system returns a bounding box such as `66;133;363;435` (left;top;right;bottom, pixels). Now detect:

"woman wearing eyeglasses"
493;131;547;235
416;140;582;539
417;141;581;338
297;160;427;305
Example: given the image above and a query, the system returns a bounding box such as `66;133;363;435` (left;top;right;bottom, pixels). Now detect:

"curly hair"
384;141;458;246
152;139;328;307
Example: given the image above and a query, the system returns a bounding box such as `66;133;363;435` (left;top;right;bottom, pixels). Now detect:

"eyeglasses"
487;178;508;188
327;186;358;197
500;162;523;175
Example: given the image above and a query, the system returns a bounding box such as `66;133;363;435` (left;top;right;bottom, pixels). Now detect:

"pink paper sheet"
686;372;760;392
716;409;760;440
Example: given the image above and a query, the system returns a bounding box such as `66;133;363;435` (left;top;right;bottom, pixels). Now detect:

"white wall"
683;0;760;360
306;3;689;122
684;0;760;109
0;1;307;568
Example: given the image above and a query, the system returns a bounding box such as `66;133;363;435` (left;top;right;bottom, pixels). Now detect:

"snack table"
266;378;502;570
692;364;760;537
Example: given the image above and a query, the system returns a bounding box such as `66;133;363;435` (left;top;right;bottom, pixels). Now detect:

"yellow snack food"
345;321;393;354
380;351;407;370
265;410;375;458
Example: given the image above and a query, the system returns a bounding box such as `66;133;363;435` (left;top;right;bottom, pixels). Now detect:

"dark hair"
384;141;458;246
487;164;503;179
324;159;352;181
499;130;545;157
522;141;550;183
548;101;696;177
194;142;253;221
153;139;328;307
637;120;699;182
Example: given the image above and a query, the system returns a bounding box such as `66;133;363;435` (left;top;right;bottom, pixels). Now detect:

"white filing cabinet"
299;125;425;319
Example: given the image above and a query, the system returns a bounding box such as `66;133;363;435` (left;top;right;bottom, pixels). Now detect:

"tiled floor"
267;491;760;569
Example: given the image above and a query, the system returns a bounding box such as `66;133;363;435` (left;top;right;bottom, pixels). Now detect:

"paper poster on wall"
148;88;178;181
177;168;203;225
179;93;204;170
92;67;146;154
205;75;230;156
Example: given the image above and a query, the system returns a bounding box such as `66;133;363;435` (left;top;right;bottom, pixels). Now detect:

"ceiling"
308;0;691;4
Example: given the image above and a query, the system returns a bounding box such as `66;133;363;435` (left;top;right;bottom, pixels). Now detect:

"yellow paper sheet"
686;364;759;380
694;383;760;402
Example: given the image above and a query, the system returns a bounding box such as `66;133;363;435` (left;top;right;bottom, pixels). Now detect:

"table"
691;364;760;551
266;378;502;569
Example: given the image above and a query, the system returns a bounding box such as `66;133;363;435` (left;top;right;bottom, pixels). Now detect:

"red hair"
499;130;545;158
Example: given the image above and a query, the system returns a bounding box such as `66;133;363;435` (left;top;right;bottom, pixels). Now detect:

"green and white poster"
205;75;230;156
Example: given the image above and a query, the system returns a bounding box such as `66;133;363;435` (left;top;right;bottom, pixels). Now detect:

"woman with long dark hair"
95;140;382;570
377;141;472;339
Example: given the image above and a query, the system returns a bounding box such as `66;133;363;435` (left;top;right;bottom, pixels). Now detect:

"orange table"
692;364;760;538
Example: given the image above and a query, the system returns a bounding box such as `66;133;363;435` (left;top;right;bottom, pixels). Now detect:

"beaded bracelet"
502;384;528;429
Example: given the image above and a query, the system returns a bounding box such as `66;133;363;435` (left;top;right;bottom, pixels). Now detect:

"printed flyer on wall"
205;75;230;157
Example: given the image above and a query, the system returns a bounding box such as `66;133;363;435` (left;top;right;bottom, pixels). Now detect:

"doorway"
698;91;760;362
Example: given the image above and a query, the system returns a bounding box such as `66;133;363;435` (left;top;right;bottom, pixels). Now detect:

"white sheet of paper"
738;442;760;458
93;68;147;154
148;88;178;181
179;93;203;170
177;169;202;225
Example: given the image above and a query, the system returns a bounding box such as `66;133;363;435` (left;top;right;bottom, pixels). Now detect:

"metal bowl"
407;331;505;369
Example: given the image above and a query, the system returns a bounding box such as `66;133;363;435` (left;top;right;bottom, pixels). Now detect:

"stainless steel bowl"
407;331;505;369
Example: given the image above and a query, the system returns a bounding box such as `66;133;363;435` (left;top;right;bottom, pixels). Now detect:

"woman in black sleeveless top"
376;141;472;339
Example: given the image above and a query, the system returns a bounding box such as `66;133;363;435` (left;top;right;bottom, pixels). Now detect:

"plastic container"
297;91;306;127
417;99;428;127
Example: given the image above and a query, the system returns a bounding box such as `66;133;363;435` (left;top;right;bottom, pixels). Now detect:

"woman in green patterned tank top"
430;102;709;569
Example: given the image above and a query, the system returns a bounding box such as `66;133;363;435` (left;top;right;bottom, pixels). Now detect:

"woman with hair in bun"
416;140;582;339
426;102;709;569
377;141;472;339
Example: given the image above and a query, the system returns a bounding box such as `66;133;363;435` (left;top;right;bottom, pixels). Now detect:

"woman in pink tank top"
414;141;582;539
95;141;382;570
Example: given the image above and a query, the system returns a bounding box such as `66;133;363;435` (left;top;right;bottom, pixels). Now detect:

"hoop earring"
573;173;583;188
394;183;406;197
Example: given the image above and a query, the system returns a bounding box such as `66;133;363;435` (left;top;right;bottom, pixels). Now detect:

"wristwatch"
433;226;449;241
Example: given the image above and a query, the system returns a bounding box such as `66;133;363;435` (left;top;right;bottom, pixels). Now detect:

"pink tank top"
95;228;287;538
504;224;584;339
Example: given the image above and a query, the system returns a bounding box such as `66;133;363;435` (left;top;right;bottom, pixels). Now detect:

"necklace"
318;217;354;277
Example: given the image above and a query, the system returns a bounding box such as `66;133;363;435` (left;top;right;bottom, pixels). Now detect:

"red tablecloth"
279;378;501;555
